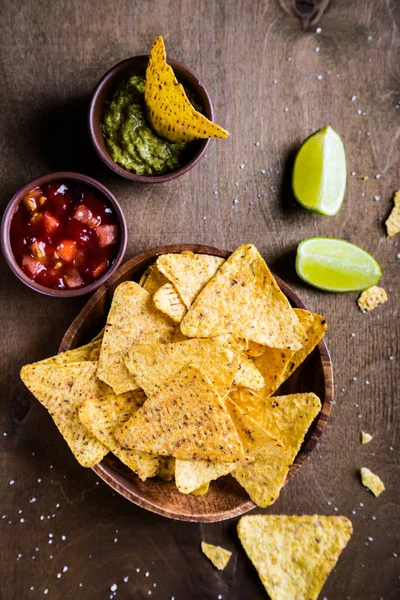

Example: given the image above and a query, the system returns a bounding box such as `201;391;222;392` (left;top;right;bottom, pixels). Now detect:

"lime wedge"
296;237;382;292
293;126;346;216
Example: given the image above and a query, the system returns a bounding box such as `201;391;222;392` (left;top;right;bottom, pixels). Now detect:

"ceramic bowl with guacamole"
89;37;230;183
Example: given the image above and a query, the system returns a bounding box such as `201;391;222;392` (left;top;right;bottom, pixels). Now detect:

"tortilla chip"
175;458;236;494
385;189;400;237
279;312;327;385
156;457;176;481
79;389;159;480
181;244;306;349
230;390;321;462
361;431;373;444
153;282;187;322
37;340;102;366
237;515;353;600
20;361;108;467
357;286;388;312
125;339;239;400
115;365;244;462
361;467;385;497
145;36;230;143
250;309;312;397
141;265;169;295
156;251;224;308
233;356;265;390
191;482;210;496
97;282;183;394
225;399;291;507
246;341;266;358
201;542;232;570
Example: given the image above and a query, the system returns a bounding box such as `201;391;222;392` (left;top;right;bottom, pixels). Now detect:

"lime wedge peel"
296;237;382;292
292;126;347;216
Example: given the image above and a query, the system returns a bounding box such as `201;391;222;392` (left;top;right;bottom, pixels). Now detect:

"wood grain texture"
58;245;332;522
0;0;399;598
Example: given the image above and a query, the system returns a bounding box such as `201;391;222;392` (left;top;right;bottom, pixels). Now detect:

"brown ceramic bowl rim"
88;55;214;183
1;171;127;298
59;244;334;522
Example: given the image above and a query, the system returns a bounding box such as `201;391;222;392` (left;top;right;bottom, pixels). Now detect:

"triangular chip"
360;467;385;497
153;282;187;322
180;244;306;349
20;361;108;467
140;265;169;295
97;282;183;394
175;458;237;494
191;482;210;496
115;365;244;462
226;399;291;507
233;356;265;390
357;286;388;312
237;515;353;600
361;431;373;444
230;390;321;462
36;340;101;366
145;36;230;143
156;251;224;308
385;189;400;237
201;542;232;570
279;312;327;386
79;390;160;481
125;339;239;400
253;309;323;397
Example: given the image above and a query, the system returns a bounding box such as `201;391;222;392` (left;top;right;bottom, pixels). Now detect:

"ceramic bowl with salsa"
1;172;127;297
88;56;214;183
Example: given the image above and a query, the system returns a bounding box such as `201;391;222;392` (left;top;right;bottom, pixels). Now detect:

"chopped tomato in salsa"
10;182;120;290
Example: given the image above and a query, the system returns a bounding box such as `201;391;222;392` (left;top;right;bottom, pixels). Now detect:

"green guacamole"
102;75;189;176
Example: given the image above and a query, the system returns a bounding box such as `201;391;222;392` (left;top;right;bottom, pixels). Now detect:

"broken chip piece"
357;286;388;312
201;542;232;570
361;431;373;444
237;515;353;600
145;36;230;143
385;190;400;237
360;467;385;497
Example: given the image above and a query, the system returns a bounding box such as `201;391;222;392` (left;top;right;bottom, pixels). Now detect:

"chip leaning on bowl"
20;243;327;507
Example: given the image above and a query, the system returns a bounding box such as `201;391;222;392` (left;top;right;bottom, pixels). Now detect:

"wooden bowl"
59;244;333;522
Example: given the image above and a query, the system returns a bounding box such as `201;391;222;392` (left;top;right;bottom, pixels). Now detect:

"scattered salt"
110;584;117;592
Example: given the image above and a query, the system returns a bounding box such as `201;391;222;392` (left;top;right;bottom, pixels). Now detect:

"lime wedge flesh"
293;126;346;216
296;238;382;292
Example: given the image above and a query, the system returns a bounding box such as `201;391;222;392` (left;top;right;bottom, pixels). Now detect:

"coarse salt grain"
9;480;15;485
62;566;68;573
30;498;36;503
110;584;117;592
123;577;129;583
61;535;66;541
351;95;357;101
316;27;322;33
145;572;150;577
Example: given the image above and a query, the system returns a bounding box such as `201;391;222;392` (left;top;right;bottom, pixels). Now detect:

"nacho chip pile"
20;244;327;507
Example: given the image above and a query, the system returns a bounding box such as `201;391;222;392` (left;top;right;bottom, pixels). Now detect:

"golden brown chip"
180;244;306;349
156;251;224;308
20;361;108;467
385;190;400;237
37;340;102;366
125;339;239;400
233;356;265;390
361;467;385;497
237;515;353;600
145;36;230;143
361;431;373;444
97;282;183;394
225;399;291;507
230;390;321;462
201;542;232;570
141;265;169;295
115;365;244;462
79;389;159;481
175;458;236;494
153;282;187;322
191;482;210;496
357;286;388;312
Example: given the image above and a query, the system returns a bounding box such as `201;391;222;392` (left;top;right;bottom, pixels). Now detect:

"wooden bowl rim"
59;244;333;522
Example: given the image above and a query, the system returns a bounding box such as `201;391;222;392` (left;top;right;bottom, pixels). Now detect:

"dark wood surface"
1;1;399;598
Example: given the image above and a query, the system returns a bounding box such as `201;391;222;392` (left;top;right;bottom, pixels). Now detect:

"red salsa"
10;182;120;290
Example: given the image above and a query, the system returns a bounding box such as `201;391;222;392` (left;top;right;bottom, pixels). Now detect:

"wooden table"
1;1;399;598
